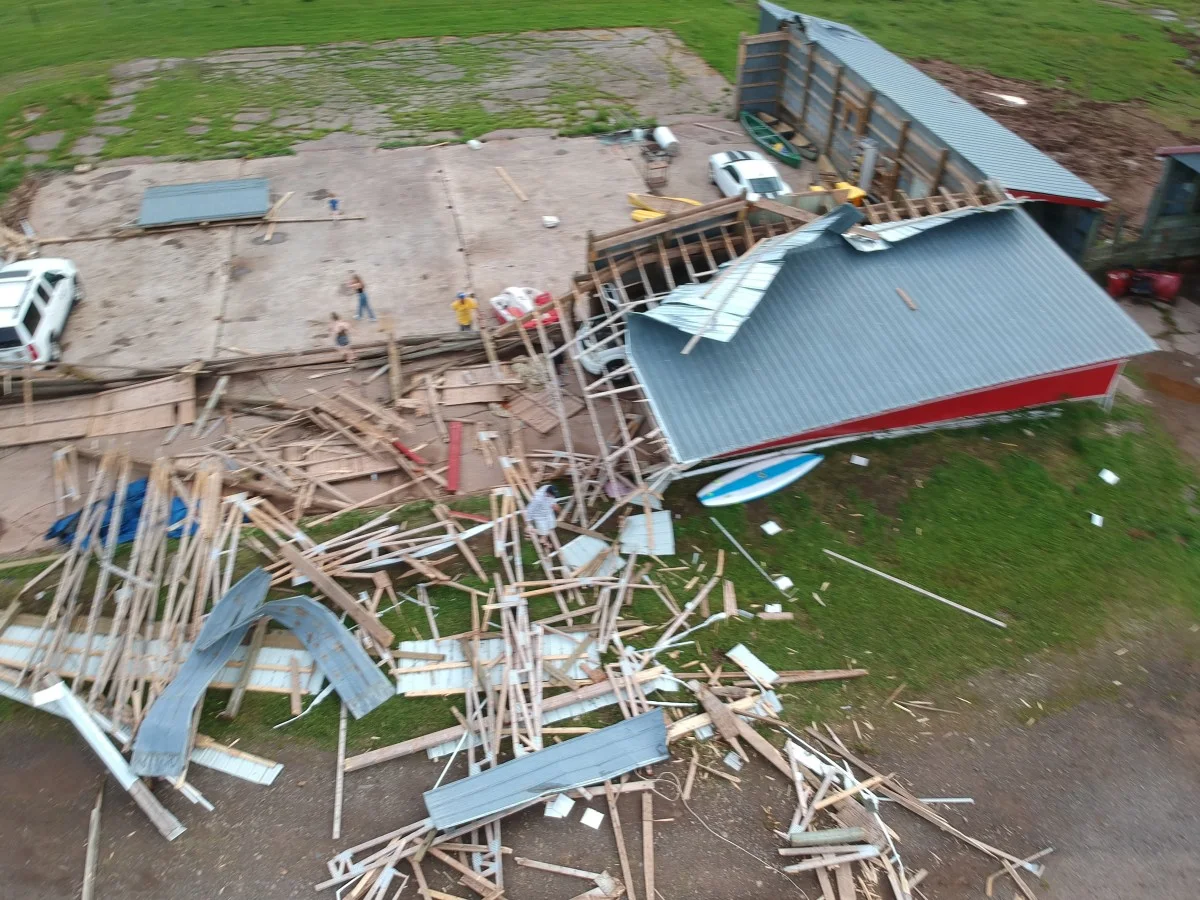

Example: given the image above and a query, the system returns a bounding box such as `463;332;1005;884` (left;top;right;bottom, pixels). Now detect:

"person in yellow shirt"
452;291;478;331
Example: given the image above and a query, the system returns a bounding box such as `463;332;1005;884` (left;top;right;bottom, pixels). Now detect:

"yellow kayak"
627;192;702;221
810;182;867;207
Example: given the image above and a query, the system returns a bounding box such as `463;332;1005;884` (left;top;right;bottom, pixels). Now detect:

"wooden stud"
641;792;655;900
332;702;347;839
931;147;950;194
495;166;528;202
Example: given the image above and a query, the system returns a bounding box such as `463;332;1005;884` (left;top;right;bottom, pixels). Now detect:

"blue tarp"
45;478;191;548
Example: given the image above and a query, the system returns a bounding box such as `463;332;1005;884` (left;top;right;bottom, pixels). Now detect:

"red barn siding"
729;360;1122;456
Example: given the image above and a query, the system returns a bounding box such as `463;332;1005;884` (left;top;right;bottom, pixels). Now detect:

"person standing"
328;194;341;217
524;484;559;538
330;312;355;363
452;291;478;332
349;273;376;321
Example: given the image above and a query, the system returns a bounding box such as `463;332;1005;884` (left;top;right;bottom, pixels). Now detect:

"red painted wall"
730;361;1122;456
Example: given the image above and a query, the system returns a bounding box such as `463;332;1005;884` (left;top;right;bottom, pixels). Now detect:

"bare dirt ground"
2;615;1198;900
915;59;1193;225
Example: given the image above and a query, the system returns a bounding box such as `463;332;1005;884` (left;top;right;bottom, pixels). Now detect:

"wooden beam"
641;792;655;900
750;198;817;224
931;147;950;193
856;89;875;140
277;543;394;650
824;65;844;157
798;44;816;127
605;781;637;900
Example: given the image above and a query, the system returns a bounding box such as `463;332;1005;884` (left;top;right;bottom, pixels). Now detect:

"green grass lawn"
0;0;1196;173
5;397;1178;757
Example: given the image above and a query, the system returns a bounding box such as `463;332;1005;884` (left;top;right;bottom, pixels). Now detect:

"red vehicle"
1106;268;1183;303
488;286;559;329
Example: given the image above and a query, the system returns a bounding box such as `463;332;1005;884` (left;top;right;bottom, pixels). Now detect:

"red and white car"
489;286;559;330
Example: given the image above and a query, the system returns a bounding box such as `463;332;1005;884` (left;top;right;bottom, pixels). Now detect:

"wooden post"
931;147;949;194
824;65;844;158
798;45;816;129
387;336;403;407
641;792;655;900
856;89;875;140
735;34;748;112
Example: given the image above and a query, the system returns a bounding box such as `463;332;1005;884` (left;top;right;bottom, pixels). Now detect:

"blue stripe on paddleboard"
698;453;822;502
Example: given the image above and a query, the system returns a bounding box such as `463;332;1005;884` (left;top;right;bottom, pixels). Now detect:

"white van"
0;258;80;366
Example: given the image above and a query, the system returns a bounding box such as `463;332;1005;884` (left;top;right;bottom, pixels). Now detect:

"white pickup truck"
0;258;81;366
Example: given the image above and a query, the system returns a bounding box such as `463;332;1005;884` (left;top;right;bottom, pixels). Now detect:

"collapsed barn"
737;2;1111;258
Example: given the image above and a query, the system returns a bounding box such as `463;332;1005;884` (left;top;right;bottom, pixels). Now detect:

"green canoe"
738;110;817;166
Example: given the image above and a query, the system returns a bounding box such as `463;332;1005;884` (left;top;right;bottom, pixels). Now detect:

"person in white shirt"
524;484;559;536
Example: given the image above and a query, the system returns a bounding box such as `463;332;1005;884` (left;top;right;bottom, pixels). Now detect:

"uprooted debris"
0;202;1051;899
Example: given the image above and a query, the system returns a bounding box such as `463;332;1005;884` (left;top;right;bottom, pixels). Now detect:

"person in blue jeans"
348;273;376;321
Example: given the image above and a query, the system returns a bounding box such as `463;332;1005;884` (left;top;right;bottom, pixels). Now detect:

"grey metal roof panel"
757;3;1107;204
423;711;669;830
134;568;392;778
137;178;271;228
627;207;1156;462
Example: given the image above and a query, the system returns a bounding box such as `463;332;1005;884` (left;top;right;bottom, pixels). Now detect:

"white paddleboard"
697;452;824;507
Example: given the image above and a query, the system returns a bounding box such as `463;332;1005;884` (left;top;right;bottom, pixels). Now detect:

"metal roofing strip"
756;2;1108;204
425;676;679;758
0;623;323;694
627;207;1156;461
394;633;598;694
131;571;268;778
136;178;271;228
0;678;283;786
637;206;862;342
134;569;392;778
423;711;669;830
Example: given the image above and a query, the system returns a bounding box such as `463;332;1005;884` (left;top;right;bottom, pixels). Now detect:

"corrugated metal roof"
639;206;861;342
423;711;668;830
758;2;1108;204
627;206;1156;462
137;178;271;228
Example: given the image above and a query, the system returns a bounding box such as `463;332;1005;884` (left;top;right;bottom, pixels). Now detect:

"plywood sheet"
506;389;584;434
0;375;195;447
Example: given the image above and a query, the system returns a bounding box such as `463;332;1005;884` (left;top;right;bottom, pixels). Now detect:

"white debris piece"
580;807;605;829
723;751;745;772
726;643;779;686
773;575;794;592
1099;469;1120;485
619;510;675;555
761;520;782;536
764;603;783;614
849;455;870;467
1090;513;1104;527
542;215;560;228
544;794;575;818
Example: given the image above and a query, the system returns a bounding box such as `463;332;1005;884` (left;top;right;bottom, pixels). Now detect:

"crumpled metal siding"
637;206;860;341
133;568;392;778
627;207;1156;462
756;3;1108;204
423;710;669;830
137;178;271;228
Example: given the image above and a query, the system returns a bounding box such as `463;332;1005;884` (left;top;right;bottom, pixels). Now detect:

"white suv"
0;258;80;366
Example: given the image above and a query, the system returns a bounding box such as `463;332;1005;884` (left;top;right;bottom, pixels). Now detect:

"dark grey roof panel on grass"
137;178;271;228
757;2;1107;204
627;207;1156;462
423;711;669;830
